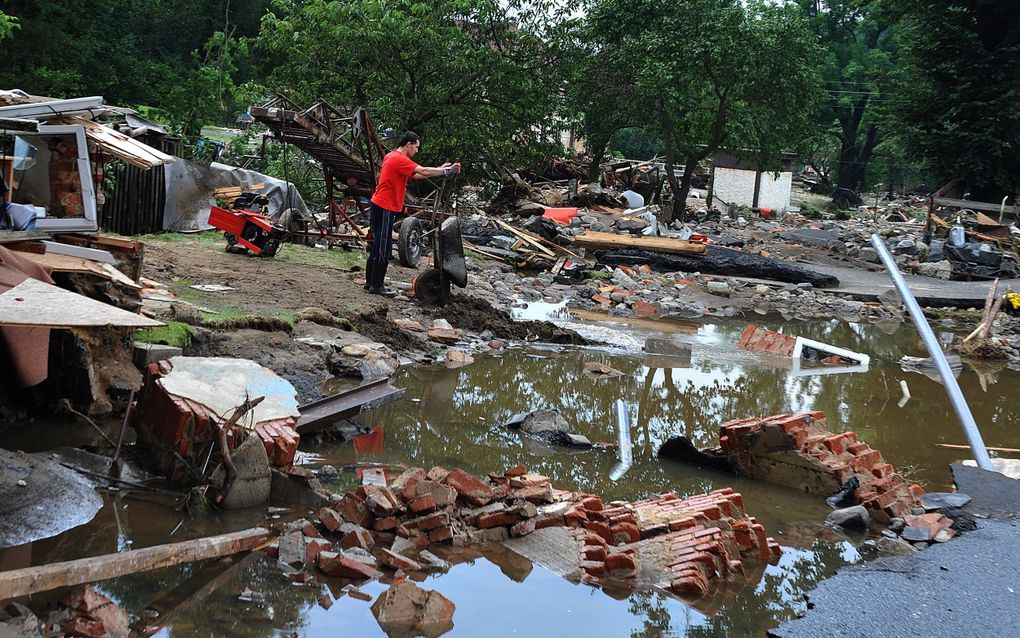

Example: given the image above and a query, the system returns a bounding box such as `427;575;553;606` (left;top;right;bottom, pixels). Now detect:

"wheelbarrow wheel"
413;268;450;306
397;216;424;268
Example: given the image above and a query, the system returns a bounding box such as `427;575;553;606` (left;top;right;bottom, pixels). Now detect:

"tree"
0;10;18;40
893;0;1020;201
585;0;824;220
0;0;269;128
799;0;898;207
252;0;572;174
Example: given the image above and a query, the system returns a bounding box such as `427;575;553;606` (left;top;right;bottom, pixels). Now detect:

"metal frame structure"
249;95;457;254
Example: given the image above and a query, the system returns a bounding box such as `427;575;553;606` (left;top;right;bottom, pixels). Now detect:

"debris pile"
561;489;781;597
268;465;779;602
715;412;921;521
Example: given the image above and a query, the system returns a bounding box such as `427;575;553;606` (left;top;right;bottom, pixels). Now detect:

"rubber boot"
363;260;374;291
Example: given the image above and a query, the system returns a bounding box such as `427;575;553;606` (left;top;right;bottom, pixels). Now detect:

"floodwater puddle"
4;315;1019;637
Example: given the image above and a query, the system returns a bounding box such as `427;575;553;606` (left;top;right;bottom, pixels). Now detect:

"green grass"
136;321;195;348
274;243;364;271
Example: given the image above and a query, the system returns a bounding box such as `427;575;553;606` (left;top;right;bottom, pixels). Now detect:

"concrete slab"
798;262;1020;308
951;463;1020;520
770;519;1020;638
0;449;103;548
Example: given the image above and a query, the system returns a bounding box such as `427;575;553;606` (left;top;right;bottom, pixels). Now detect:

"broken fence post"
870;233;993;470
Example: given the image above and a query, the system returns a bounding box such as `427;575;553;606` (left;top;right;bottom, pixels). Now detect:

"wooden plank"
0;527;271;600
0;230;49;244
932;196;1020;216
936;443;1020;453
0;278;162;328
493;218;582;258
493;219;555;257
572;231;709;256
17;252;141;289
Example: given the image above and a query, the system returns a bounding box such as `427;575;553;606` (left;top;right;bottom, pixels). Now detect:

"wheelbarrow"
412;216;467;306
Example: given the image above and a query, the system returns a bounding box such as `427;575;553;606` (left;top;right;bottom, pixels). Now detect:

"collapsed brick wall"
717;411;922;521
280;464;780;601
133;360;299;480
736;324;797;356
557;489;780;597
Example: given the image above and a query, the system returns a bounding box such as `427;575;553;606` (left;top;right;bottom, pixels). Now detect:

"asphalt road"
801;261;1020;307
772;465;1020;638
770;519;1020;638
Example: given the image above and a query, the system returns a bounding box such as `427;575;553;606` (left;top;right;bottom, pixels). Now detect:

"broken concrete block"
644;337;693;358
132;342;183;369
209;434;272;509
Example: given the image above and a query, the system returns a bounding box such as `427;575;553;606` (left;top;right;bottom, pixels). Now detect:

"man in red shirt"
366;132;459;296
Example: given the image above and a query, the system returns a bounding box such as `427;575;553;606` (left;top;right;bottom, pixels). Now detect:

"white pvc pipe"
871;234;994;470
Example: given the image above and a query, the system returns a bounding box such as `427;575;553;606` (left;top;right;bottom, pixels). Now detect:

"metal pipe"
871;234;994;469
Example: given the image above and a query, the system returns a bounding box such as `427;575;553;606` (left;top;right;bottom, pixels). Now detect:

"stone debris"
42;585;130;638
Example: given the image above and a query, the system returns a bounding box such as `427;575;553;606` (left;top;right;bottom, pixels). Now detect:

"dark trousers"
367;202;397;289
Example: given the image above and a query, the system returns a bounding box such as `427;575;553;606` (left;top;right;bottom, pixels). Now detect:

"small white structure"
709;152;795;212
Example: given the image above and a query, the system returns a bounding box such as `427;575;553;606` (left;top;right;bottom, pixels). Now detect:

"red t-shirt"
371;150;419;212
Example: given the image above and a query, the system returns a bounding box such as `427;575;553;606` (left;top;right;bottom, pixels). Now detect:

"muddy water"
5;315;1020;637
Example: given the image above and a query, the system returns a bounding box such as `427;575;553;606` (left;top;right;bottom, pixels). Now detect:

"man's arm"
412;162;460;180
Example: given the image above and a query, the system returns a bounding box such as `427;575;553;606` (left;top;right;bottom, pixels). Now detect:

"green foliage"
893;0;1020;199
797;0;900;197
611;127;664;161
0;1;269;131
0;10;18;40
252;0;572;174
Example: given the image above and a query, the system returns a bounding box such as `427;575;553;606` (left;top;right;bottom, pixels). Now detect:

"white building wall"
713;167;792;211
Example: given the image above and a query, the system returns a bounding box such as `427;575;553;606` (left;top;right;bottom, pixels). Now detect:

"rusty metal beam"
296;378;405;434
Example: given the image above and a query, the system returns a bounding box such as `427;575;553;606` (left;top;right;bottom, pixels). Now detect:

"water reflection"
6;318;1019;637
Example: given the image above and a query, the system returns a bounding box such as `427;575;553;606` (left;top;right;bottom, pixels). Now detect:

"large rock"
826;505;871;530
359;350;400;381
209;434;272;509
644;338;692;358
371;581;455;637
520;410;571;437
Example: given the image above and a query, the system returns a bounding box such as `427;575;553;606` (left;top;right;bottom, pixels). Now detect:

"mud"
425;295;587;344
187;327;333;402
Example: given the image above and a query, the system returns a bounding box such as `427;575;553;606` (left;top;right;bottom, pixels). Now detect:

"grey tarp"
162;159;309;231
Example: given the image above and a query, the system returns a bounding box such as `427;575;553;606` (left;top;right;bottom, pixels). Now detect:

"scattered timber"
0;527;272;600
596;247;841;288
573;231;709;256
937;444;1020;453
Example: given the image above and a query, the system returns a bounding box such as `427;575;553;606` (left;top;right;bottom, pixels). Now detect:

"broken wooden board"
573;231;709;256
0;527;272;600
52;116;175;169
0;278;162;328
17;251;141;289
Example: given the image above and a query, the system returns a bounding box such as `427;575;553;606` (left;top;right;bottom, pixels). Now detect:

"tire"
397;216;424;268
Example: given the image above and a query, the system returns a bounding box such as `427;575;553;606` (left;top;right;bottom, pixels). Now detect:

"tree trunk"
586;132;612;181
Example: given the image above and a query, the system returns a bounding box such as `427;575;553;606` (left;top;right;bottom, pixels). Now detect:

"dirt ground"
139;232;576;356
